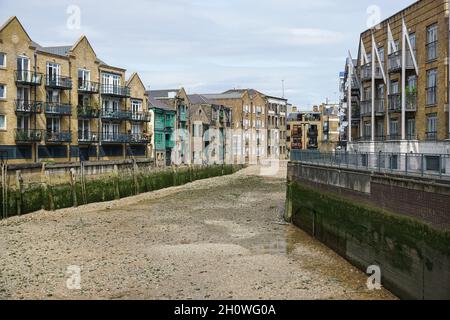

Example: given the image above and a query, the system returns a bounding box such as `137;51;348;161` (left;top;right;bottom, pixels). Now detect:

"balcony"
78;80;100;94
406;91;417;111
45;75;73;90
131;112;151;122
387;50;416;73
15;100;43;114
375;99;385;115
15;71;43;86
388;94;401;112
45;131;72;143
129;133;151;144
77;105;99;118
101;133;130;144
166;139;175;148
361;63;383;82
361;100;371;116
100;85;130;98
45;102;72;116
101;110;132;121
15;129;43;143
78;131;99;144
165;117;175;128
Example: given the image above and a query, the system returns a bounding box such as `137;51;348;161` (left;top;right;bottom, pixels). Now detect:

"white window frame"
0;53;6;68
0;84;6;99
0;114;6;130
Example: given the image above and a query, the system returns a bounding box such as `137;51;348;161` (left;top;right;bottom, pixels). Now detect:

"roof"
147;89;179;99
202;92;244;100
187;94;214;105
148;96;175;112
35;44;72;57
224;88;261;98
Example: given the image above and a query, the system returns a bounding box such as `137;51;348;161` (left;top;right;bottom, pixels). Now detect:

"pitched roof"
0;16;32;42
202;92;244;100
187;94;214;105
148;96;175;111
147;89;179;99
224;88;261;98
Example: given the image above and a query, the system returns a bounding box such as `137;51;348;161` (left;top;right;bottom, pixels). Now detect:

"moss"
290;181;450;261
22;186;46;214
51;184;74;210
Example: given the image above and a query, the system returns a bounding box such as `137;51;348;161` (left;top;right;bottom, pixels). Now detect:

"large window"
389;119;399;139
407;118;416;140
78;69;90;89
0;115;6;130
0;84;6;99
426;113;437;140
0;53;6;68
426;69;437;106
426;24;438;61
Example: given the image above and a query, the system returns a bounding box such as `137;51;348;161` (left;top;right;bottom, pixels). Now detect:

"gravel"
0;165;396;300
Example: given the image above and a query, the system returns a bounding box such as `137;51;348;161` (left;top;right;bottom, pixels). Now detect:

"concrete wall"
286;161;450;299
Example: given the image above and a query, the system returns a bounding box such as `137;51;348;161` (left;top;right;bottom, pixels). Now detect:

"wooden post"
15;171;24;216
70;168;77;207
113;164;120;200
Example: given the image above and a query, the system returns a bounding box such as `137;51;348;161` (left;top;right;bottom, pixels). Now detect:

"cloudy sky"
1;0;415;109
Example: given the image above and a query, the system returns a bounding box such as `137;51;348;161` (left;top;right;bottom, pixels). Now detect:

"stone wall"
286;162;450;299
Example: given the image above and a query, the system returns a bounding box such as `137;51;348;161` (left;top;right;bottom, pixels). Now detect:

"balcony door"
131;100;142;115
47;62;61;84
78;69;90;90
78;119;90;140
102;123;119;140
17;56;30;82
47;117;60;133
102;73;121;94
102;99;119;113
17;115;30;131
16;87;30;112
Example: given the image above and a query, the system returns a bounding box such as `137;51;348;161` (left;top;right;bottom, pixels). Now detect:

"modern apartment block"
343;0;450;154
287;111;322;152
0;16;151;164
319;103;342;151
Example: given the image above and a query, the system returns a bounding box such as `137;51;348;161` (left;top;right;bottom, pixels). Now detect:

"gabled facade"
0;16;151;163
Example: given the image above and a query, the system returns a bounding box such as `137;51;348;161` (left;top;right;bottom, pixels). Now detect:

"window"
389;119;399;139
0;84;5;99
407;118;416;140
78;69;90;90
426;69;437;106
0;115;6;130
426;113;437;140
0;53;6;68
409;33;416;50
131;100;142;114
426;24;438;61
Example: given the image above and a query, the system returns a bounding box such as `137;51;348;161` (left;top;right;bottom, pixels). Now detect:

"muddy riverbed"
0;166;396;300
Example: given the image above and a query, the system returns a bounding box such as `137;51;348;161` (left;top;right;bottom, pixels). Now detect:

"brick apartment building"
342;0;450;154
0;16;151;164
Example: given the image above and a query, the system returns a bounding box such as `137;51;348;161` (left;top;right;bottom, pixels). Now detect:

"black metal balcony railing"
101;133;130;143
426;87;437;106
426;131;438;141
45;75;73;90
131;112;151;122
45;102;72;116
129;133;151;144
78;131;99;144
15;100;43;113
100;85;131;97
15;129;43;143
15;70;43;86
77;105;99;118
387;50;416;73
388;94;401;112
101;110;132;121
78;80;100;94
45;131;72;143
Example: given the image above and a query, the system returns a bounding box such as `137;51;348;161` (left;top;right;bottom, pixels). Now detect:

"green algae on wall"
287;181;450;300
0;164;240;219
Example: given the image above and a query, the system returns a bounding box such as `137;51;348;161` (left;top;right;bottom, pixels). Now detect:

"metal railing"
45;102;72;115
100;85;130;97
15;129;43;143
45;131;72;143
78;131;99;143
15;100;43;113
46;75;73;89
101;110;132;120
290;150;450;180
78;80;100;93
15;70;43;85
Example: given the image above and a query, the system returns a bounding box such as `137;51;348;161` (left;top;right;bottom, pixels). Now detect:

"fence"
290;150;450;180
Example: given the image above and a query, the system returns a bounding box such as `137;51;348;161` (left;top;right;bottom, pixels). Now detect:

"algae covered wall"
0;164;241;219
286;163;450;300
